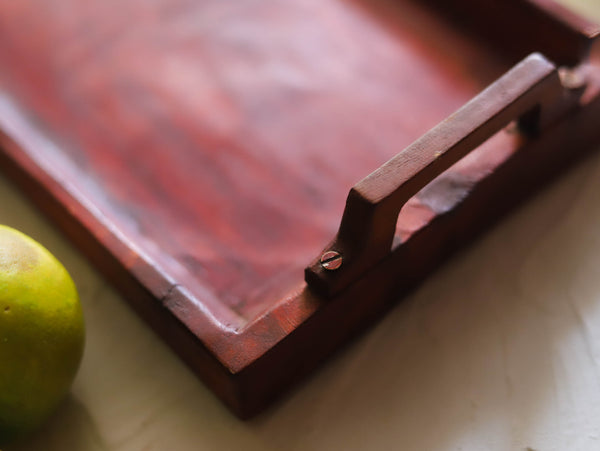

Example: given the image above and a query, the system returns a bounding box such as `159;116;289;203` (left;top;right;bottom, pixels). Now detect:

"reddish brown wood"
305;53;581;297
0;0;598;418
0;0;510;327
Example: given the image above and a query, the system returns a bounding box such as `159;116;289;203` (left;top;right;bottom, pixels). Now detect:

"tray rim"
0;0;599;417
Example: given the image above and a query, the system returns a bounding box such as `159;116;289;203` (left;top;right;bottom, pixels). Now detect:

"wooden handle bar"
305;53;577;297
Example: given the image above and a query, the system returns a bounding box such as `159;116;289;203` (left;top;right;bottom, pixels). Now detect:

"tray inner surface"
0;0;511;330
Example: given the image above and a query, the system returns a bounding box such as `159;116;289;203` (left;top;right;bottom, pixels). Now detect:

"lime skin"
0;225;85;445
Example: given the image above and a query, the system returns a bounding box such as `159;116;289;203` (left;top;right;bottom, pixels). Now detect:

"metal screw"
559;67;586;90
320;250;343;271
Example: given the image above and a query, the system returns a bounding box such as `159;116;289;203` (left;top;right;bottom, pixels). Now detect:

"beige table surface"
3;4;600;450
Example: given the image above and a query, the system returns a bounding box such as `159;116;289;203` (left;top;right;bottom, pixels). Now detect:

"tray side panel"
426;0;599;67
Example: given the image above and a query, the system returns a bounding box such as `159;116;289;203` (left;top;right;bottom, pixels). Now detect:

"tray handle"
305;53;580;298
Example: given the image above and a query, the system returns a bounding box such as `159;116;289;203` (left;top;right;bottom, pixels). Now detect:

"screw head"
559;67;586;90
320;250;342;270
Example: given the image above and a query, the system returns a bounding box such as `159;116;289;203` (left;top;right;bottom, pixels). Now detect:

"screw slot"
320;251;343;271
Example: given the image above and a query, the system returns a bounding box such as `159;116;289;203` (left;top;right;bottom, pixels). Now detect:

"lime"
0;225;84;445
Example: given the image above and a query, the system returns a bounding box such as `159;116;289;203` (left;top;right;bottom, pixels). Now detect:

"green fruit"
0;225;84;445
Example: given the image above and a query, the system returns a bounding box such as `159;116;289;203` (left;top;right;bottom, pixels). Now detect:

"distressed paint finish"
0;0;599;417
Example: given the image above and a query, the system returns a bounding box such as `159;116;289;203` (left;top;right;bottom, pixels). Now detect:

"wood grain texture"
0;0;507;326
0;0;599;417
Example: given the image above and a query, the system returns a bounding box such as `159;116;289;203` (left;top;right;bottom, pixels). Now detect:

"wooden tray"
0;0;599;417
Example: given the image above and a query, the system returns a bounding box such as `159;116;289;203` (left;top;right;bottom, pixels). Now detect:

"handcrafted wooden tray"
0;0;599;417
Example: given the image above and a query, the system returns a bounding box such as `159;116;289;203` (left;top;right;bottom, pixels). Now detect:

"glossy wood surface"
0;0;508;327
0;0;599;417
